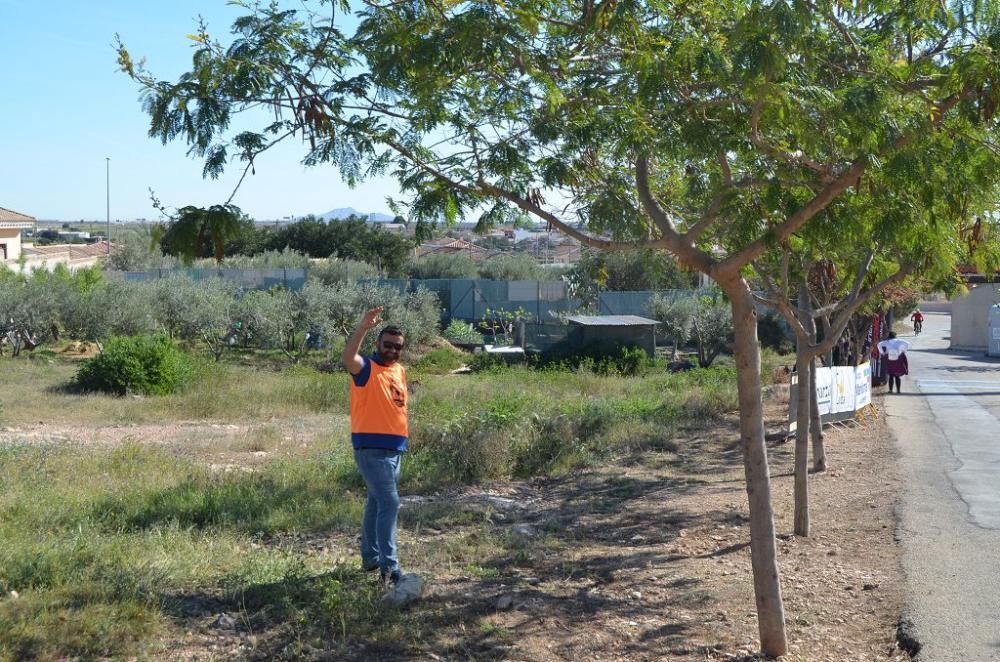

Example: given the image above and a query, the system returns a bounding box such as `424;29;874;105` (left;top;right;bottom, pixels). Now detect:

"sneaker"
380;569;402;587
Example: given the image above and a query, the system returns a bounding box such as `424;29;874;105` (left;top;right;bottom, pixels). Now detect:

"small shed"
565;315;660;357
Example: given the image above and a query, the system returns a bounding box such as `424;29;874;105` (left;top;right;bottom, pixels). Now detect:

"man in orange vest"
342;306;408;586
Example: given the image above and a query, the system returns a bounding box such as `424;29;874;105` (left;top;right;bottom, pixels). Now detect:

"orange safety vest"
350;354;408;451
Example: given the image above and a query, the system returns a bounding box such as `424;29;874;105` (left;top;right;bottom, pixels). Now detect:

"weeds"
0;349;743;658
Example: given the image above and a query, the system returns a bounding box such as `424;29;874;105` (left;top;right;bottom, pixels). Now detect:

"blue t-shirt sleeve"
352;355;371;387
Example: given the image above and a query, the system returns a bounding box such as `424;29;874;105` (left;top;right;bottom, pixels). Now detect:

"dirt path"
388;407;906;661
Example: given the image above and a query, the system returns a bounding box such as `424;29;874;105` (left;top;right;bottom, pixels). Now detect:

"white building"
0;206;36;262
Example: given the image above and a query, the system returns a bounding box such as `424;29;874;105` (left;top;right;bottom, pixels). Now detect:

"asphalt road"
886;311;1000;661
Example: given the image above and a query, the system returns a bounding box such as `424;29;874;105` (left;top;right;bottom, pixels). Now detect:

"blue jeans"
353;448;402;574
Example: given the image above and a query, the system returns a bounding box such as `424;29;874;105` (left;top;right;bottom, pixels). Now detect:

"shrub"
467;351;513;372
442;319;481;345
413;346;465;373
308;258;378;285
537;342;651;376
75;335;193;396
477;254;549;281
406;253;478;279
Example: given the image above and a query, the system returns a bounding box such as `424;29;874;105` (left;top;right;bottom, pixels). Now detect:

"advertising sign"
788;362;872;431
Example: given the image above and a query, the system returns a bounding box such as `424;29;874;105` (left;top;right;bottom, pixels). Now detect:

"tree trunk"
852;316;872;368
807;309;826;473
809;357;827;472
726;282;788;656
794;283;811;537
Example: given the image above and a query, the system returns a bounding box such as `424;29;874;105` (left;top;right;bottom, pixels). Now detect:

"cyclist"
910;309;924;335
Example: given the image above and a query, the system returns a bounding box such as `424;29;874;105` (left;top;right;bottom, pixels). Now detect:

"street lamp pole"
106;157;110;255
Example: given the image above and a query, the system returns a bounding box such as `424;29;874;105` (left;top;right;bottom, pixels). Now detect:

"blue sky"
0;1;399;222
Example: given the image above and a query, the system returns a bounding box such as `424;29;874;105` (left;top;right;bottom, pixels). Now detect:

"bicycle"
913;319;922;335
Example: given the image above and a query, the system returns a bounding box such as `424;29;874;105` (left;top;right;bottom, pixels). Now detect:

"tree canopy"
120;0;1000;654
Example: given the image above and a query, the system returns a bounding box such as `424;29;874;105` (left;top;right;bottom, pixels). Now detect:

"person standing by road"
342;306;408;586
877;331;911;394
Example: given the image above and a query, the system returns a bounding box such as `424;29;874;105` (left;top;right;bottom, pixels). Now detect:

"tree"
477;253;551;280
648;294;694;360
120;2;1000;654
689;295;734;368
407;253;479;279
262;216;414;275
150;275;238;359
567;248;695;306
159;204;245;264
753;136;1000;536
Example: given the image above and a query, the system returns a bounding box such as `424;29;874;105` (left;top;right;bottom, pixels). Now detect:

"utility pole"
106;157;110;255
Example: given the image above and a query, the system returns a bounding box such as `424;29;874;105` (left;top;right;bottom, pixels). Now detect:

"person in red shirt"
342;306;408;586
910;309;924;335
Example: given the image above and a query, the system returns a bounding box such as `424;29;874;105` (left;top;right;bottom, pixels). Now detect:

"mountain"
318;208;395;222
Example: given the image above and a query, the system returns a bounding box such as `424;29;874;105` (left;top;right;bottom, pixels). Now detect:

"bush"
467;351;513;372
413;346;465;373
477;254;549;281
75;335;193;396
406;253;479;279
442;319;482;345
536;342;651;376
308;258;378;285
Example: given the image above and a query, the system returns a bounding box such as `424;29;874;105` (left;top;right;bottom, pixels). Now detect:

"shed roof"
566;315;660;326
0;206;35;228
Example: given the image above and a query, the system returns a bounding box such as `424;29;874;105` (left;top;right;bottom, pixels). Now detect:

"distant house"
414;237;493;261
21;241;110;272
0;206;36;262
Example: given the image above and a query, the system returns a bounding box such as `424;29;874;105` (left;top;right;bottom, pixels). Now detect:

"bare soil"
0;414;346;470
383;398;907;661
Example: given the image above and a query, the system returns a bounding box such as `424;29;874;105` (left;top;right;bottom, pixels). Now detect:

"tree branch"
635;156;717;272
750;100;833;180
724;88;977;271
476;178;668;251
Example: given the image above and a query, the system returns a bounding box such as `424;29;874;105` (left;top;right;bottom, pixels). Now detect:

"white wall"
950;284;1000;350
0;228;22;261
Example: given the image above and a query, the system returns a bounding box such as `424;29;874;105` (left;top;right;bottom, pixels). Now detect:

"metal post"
105;157;110;254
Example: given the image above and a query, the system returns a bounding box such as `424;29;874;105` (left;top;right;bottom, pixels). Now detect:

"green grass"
0;441;367;660
0;349;746;658
0;357;349;426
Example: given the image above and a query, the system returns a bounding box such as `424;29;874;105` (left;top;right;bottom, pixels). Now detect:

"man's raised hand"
359;306;384;331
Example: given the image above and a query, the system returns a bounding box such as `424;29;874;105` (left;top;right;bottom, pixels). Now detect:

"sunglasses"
381;340;404;351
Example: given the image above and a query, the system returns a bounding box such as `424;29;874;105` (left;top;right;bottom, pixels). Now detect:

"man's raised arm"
343;306;383;375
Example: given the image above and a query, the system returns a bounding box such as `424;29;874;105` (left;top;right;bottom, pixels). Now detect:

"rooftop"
0;206;36;228
566;315;660;326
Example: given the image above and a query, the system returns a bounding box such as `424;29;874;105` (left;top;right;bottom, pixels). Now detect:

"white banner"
831;366;855;414
788;361;872;431
854;362;872;409
814;366;833;416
